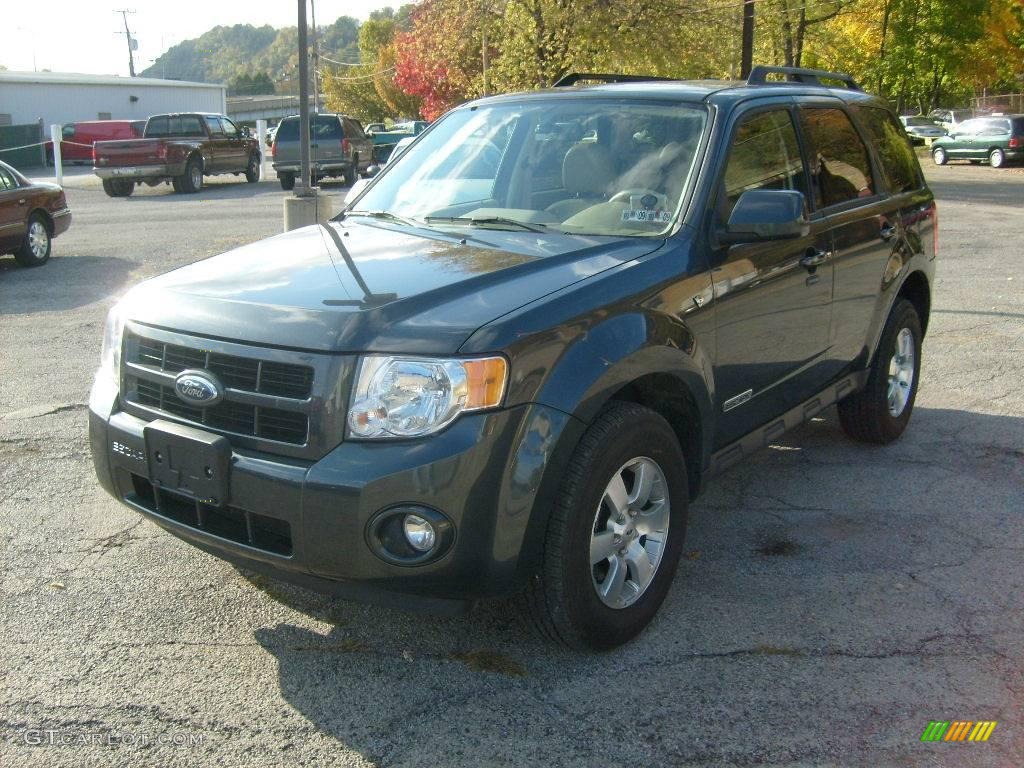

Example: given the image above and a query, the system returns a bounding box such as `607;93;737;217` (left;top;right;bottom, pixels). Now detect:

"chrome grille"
119;325;350;460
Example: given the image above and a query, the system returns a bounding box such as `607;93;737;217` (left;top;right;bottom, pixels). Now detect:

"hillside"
140;18;361;93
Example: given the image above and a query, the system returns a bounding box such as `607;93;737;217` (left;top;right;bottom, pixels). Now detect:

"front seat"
546;143;615;221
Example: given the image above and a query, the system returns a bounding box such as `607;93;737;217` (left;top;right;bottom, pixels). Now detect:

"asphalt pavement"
1;164;1021;767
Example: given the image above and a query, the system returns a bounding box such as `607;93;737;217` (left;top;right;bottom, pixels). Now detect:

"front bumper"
93;164;182;180
89;371;579;611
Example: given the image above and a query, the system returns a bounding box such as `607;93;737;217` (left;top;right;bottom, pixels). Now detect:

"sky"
3;0;393;77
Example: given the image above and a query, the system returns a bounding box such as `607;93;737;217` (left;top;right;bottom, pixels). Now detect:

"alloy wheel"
28;221;49;260
589;457;671;609
887;327;915;417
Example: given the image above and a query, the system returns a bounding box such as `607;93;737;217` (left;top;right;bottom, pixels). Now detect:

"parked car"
385;135;416;165
93;113;262;197
931;115;1024;167
271;113;373;190
898;115;946;144
365;122;387;134
265;125;278;146
0;159;71;267
47;120;146;165
928;108;972;133
369;120;430;163
89;66;936;649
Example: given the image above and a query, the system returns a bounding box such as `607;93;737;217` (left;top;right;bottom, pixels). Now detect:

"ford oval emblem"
174;370;224;407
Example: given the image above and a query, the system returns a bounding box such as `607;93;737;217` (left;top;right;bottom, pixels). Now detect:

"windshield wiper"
425;215;549;233
344;210;422;228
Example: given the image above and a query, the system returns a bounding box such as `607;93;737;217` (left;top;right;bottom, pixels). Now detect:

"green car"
931;115;1024;168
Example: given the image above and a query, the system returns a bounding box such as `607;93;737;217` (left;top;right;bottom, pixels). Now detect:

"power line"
318;65;397;82
318;52;365;66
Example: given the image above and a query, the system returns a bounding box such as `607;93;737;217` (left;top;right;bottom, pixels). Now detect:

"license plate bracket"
144;419;230;507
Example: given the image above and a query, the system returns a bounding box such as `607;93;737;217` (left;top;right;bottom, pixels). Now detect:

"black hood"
124;220;662;354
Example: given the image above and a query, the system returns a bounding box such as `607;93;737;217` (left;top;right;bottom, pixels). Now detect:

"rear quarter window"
857;107;923;194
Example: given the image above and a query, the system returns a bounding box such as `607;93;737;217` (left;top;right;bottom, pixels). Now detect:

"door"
797;104;900;376
710;106;834;447
0;166;26;251
343;118;373;171
945;118;982;159
203;116;227;171
219;118;249;170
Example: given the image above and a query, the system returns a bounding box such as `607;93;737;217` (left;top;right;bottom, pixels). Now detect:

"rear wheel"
932;147;947;165
522;402;688;650
15;213;51;267
838;298;922;444
178;156;203;193
279;173;295;191
989;148;1005;168
101;179;133;197
245;153;261;183
343;157;357;187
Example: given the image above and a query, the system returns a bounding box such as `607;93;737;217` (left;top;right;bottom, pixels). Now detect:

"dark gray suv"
90;66;936;649
271;113;373;189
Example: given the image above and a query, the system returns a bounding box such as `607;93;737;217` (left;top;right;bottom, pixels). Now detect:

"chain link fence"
970;93;1024;115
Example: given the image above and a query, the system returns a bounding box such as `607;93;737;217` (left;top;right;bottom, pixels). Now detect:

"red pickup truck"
93;113;261;197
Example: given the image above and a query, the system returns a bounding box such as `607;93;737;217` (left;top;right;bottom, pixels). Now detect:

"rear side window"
0;167;17;190
858;107;922;194
1014;117;1024;135
147;115;206;137
131;121;146;136
343;118;365;139
721;109;807;220
799;108;875;209
981;118;1011;135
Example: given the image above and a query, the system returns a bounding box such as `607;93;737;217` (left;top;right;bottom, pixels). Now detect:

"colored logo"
174;370;223;407
920;721;997;742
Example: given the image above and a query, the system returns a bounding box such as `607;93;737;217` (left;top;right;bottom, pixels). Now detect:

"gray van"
271;113;373;189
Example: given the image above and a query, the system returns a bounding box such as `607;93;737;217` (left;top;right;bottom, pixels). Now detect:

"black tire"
179;156;203;193
522;402;689;650
101;179;133;198
171;177;183;193
245;153;261;183
14;213;51;267
932;147;947;165
279;173;295;191
989;148;1005;168
343;157;357;187
838;298;923;444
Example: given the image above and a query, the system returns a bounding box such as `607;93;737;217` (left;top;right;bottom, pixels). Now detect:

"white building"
0;71;227;128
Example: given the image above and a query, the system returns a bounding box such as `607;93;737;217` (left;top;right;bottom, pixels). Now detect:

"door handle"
880;223;897;241
800;248;831;270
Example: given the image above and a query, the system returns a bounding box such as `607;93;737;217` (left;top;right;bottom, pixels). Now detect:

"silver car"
899;115;946;144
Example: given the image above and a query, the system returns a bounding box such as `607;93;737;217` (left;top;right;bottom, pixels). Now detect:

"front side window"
799;108;875;208
859;107;922;194
352;99;708;237
220;118;239;137
721;109;807;220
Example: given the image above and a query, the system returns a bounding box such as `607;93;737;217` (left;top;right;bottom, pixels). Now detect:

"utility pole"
740;0;755;79
115;9;138;77
297;0;312;193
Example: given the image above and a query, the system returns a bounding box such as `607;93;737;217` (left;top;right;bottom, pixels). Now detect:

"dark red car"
0;160;72;267
47;120;146;165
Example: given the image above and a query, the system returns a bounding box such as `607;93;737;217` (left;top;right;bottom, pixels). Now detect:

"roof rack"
553;73;674;87
747;65;861;91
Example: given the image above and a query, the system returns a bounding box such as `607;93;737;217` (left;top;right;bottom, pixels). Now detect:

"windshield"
350;99;708;237
904;117;939;127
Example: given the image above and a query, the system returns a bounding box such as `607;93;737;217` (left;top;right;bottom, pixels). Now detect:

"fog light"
403;514;436;552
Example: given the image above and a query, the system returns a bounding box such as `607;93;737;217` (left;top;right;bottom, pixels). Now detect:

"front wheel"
932;147;947;165
15;213;51;267
522;402;688;650
838;298;922;444
245;153;261;183
989;148;1005;168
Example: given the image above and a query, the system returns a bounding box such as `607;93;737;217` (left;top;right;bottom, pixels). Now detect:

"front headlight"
347;355;508;439
99;302;126;385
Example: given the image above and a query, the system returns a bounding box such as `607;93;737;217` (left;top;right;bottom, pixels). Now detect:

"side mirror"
363;164;380;177
718;189;809;245
240;126;251;138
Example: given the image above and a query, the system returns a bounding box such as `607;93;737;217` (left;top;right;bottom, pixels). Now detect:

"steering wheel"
609;188;669;210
